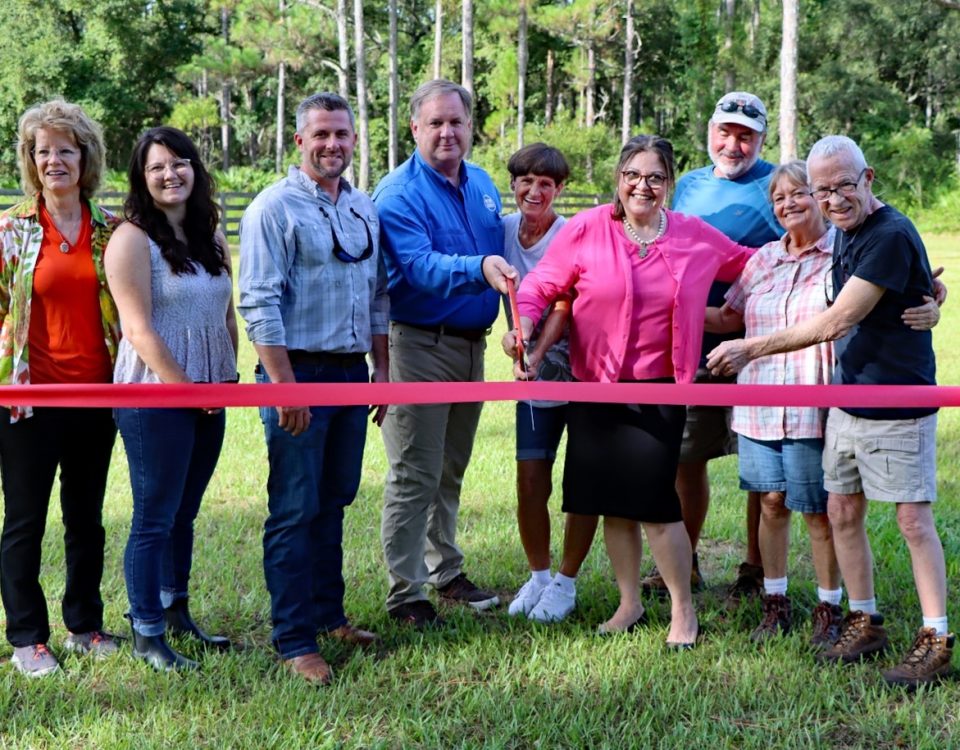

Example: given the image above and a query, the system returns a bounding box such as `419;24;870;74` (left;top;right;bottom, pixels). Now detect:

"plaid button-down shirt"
725;228;835;441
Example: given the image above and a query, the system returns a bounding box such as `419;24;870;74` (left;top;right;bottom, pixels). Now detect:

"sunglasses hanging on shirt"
318;206;374;263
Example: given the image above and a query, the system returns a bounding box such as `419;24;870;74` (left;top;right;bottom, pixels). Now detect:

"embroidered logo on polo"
483;194;497;212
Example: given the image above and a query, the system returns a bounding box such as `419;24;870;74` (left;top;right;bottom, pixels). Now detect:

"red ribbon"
2;382;958;409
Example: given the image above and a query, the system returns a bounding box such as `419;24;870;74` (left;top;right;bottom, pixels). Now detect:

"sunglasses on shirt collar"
317;206;374;263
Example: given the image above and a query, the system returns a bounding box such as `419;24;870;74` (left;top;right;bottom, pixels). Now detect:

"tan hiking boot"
751;593;792;642
724;562;763;610
809;601;844;651
882;628;954;689
816;610;888;664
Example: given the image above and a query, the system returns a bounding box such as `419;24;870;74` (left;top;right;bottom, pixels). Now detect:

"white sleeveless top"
114;237;236;384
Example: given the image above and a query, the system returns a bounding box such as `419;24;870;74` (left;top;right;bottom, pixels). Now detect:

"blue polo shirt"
372;151;504;329
672;159;782;363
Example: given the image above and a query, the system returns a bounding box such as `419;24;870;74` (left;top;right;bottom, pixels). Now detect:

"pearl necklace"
622;209;666;258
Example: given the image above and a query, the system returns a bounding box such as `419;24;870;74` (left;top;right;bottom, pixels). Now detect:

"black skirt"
562;400;686;523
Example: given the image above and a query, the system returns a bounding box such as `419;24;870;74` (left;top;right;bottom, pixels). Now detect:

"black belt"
398;321;489;342
287;350;367;367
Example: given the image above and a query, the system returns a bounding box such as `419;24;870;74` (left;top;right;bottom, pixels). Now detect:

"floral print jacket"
0;196;121;421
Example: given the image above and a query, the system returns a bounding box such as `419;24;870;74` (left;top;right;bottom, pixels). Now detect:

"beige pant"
380;323;485;609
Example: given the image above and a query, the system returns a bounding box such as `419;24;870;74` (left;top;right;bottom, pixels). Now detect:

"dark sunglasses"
719;100;764;120
318;206;374;263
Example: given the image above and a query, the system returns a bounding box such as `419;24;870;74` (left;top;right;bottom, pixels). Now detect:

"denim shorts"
515;402;567;461
737;434;827;514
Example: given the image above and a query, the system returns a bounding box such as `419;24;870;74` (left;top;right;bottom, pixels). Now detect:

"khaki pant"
380;323;485;609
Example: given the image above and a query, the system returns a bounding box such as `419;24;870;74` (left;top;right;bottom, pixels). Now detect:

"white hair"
807;135;868;171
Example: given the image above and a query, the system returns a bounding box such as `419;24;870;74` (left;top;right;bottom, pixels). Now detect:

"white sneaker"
508;577;548;617
528;579;576;623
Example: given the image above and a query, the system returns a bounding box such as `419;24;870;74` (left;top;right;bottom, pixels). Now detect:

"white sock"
848;597;878;615
531;569;552;586
817;587;843;606
553;572;576;593
923;615;949;636
763;576;788;596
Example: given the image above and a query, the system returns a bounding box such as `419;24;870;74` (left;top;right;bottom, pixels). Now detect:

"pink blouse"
517;205;754;384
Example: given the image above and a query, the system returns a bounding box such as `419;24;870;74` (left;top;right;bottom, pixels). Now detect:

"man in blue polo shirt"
373;79;517;628
643;92;782;606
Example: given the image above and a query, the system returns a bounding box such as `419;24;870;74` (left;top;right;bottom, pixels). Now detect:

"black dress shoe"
164;598;231;651
130;627;198;671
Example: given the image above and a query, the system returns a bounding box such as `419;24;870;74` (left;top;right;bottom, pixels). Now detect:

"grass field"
1;234;959;749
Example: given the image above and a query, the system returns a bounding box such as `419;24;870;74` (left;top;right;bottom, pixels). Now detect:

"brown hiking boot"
816;610;888;664
751;593;792;642
882;628;954;689
809;602;844;651
724;562;763;610
641;553;704;597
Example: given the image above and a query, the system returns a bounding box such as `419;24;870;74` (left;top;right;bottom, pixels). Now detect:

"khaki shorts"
822;407;937;503
678;368;737;464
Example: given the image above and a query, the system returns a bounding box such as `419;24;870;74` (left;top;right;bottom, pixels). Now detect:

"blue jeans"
257;360;368;659
116;408;226;636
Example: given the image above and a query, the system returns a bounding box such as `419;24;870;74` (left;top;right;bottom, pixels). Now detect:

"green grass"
2;237;960;749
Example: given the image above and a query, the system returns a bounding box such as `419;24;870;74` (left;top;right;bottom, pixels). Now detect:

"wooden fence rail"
1;188;609;241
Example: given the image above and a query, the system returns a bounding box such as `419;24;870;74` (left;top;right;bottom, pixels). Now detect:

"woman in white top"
106;127;238;671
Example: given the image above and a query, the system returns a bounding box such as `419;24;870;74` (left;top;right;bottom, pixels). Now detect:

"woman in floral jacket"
0;100;121;677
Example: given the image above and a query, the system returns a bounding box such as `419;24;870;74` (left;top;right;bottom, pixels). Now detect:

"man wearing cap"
641;92;781;605
373;79;517;628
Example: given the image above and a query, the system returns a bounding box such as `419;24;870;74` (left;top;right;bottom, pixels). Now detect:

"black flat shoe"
164;598;232;651
128;619;198;672
666;623;700;651
597;610;649;636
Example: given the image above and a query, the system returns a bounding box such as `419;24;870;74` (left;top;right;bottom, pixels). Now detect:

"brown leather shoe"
816;610;888;664
809;601;844;651
882;628;954;689
283;653;333;685
724;562;764;611
751;593;791;642
328;623;379;649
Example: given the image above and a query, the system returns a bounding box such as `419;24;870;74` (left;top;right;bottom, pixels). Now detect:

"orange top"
28;202;113;384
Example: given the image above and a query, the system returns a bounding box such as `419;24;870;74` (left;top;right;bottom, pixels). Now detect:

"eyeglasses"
145;159;193;179
718;100;765;121
811;169;867;202
620;170;666;188
772;188;813;207
32;147;80;161
318;206;374;263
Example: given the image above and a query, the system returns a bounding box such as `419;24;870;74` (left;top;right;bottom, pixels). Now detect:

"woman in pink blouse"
515;135;753;647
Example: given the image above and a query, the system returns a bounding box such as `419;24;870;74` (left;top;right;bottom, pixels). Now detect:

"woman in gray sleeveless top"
105;127;238;671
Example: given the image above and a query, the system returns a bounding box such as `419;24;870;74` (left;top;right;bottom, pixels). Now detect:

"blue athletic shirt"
372;151;504;329
672;160;782;364
832;205;937;420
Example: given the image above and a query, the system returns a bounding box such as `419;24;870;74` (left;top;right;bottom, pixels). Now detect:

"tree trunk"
220;7;231;170
354;0;369;190
621;0;635;145
779;0;799;162
276;59;285;173
749;0;761;52
275;0;285;174
337;0;349;98
433;0;443;79
516;0;528;149
462;0;474;97
388;0;399;170
545;48;555;125
586;44;596;127
723;0;736;92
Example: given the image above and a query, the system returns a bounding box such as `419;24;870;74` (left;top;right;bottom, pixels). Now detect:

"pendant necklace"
623;209;666;258
42;204;79;254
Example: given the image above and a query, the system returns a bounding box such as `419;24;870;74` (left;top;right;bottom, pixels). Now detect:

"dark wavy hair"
611;135;675;221
124;126;226;276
